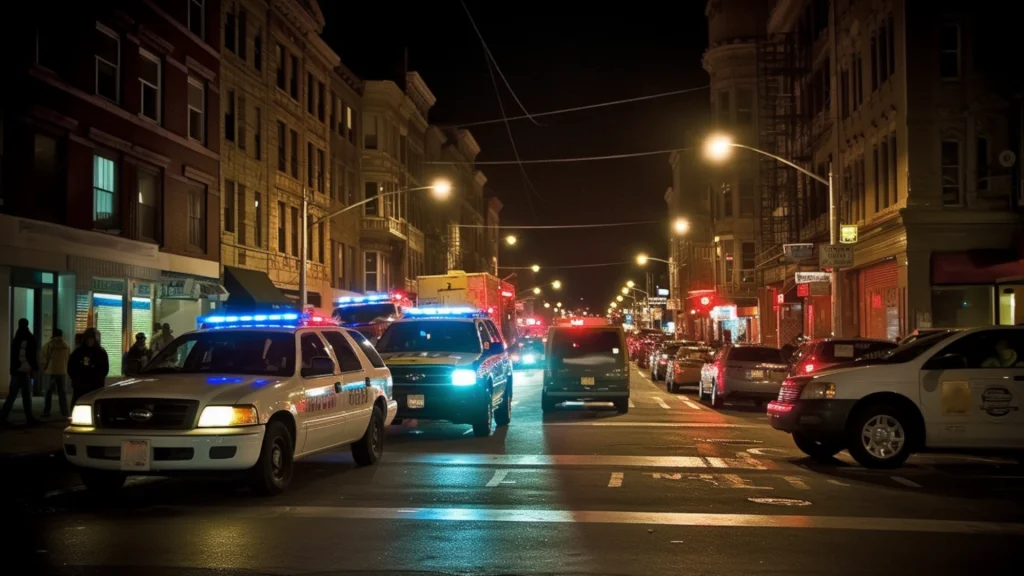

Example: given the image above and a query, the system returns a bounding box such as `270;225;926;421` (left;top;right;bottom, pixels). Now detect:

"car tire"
846;402;914;469
80;470;125;495
541;393;556;413
710;381;724;409
352;404;385;466
792;432;845;461
248;420;294;496
473;391;494;437
614;398;629;414
495;385;512;427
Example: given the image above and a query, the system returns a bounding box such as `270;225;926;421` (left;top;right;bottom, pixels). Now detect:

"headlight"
70;404;93;426
198;405;259;427
451;368;477;387
511;354;521;362
800;382;836;400
522;354;536;364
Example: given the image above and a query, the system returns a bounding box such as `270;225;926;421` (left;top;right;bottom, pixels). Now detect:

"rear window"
549;329;623;364
678;348;711;362
817;340;897;362
728;346;784;364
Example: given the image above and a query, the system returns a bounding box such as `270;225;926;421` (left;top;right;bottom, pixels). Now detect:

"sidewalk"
0;397;67;458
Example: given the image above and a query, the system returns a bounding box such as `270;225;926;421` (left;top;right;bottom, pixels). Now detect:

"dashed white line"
628;399;635;408
892;476;923;489
485;470;510;487
653;397;670;409
682;398;703;410
608;472;624;488
783;476;810;490
827;479;852;487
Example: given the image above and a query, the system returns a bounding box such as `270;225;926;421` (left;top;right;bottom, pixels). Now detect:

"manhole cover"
748;497;812;507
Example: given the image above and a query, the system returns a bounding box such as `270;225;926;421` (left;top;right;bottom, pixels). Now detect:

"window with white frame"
93;154;118;231
139;49;161;123
95;23;119;102
941;139;962;205
363;251;391;293
188;77;205;143
187;180;207;250
136;166;160;243
940;24;960;79
188;0;205;39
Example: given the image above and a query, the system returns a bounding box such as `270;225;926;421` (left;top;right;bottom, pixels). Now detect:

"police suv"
376;307;513;437
64;311;396;495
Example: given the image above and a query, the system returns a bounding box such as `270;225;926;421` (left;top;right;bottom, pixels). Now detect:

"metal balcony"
361;216;407;241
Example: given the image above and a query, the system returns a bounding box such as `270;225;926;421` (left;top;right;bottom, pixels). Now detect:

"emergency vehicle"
332;292;414;342
417;270;518;344
63;310;396;495
376;306;513;437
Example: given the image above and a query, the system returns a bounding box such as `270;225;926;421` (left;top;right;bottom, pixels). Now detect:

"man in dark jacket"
0;318;39;425
68;328;109;405
124;332;150;375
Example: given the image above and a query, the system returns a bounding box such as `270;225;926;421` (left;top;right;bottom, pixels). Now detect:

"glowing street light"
621;287;629;295
531;264;540;273
544;302;551;309
556;302;562;308
551;280;562;290
505;235;518;246
672;217;690;235
616;295;624;302
532;287;541;295
626;280;635;288
636;254;649;266
704;133;734;161
610;302;618;309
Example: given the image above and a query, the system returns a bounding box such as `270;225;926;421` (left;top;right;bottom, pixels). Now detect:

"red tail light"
802;363;815;373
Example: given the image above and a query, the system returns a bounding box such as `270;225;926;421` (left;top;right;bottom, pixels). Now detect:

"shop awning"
223;266;292;307
931;250;1024;285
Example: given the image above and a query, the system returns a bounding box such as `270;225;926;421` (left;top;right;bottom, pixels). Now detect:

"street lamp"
616;295;624;302
532;287;541;295
610;302;617;309
300;179;452;308
703;132;838;335
531;264;540;273
626;280;635;288
636;253;649;266
672;217;690;235
621;287;629;295
556;301;562;308
551;280;562;290
505;235;518;246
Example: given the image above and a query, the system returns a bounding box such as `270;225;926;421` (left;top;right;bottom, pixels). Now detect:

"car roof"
394;316;478;323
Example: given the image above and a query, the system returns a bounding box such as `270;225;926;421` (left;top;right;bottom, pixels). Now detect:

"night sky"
321;1;709;310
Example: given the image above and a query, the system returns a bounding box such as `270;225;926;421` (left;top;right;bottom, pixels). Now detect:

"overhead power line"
518;261;634;270
452;85;710;128
455;220;660;229
426;147;690;166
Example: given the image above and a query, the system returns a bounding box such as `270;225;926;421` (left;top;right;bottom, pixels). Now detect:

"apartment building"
327;62;362;295
1;0;224;380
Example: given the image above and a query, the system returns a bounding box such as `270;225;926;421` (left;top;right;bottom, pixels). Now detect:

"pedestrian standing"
68;328;109;405
41;328;71;418
0;319;40;426
149;323;174;356
124;332;150;375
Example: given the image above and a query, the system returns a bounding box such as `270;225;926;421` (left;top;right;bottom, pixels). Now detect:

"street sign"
783;243;814;263
647;297;668;306
795;271;831;284
819;244;854;268
840;225;859;243
796;283;810;297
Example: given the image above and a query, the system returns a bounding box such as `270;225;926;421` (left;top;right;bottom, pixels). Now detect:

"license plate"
748;369;765;380
581;376;595;386
120;440;150;472
407;395;425;409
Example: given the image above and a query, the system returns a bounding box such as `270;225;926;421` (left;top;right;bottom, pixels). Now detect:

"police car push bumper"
394;368;487;423
63;425;266;472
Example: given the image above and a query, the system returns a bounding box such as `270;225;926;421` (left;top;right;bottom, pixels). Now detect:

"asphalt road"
13;364;1024;575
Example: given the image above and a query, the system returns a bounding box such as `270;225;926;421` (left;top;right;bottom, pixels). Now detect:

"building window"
736;88;753;125
977;136;990;192
941;139;962;205
879;138;889;209
940;24;960;79
224;7;235;53
853;54;863;108
289;55;299;99
887;14;896;78
741;242;755;283
364;114;378;149
889;132;898;204
717;90;730;126
187;181;207;251
870;34;878;92
346;106;355;145
238;95;247;151
316;149;325;193
33;133;62;222
139;49;161;123
277;201;286;252
877;22;889;84
840;66;849;119
330;160;340;201
238;10;247;60
872;145;880;212
307;141;314;187
307;72;314;113
225;89;235;142
93;155;117;231
290;206;299;257
317;82;326;122
290;129;299;178
224;180;235;233
95;23;119;103
722;184;733;218
365;182;379;216
317;222;325;263
187;77;205;143
236;183;247;246
136;167;160;243
723;241;734;285
188;0;205;39
277;121;286;172
738;178;754;216
254;192;264;248
275;43;285;89
253;28;262;70
254;107;262;160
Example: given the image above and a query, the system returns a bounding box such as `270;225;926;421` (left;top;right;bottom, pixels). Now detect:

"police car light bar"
199;311;339;329
334;293;393;305
403;306;487;318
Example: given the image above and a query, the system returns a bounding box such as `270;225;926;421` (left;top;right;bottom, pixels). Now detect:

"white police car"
64;311;396;495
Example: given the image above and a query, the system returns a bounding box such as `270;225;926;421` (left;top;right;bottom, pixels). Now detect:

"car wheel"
352;403;385;466
541;393;556;413
495;385;512;427
80;470;125;496
614;398;629;414
248;420;294;496
473;390;494;437
792;432;845;462
846;403;914;469
710;381;724;409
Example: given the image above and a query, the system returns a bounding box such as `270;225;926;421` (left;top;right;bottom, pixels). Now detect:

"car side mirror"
925;353;968;371
302;356;336;378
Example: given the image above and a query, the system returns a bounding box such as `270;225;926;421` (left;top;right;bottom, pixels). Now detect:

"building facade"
1;0;224;382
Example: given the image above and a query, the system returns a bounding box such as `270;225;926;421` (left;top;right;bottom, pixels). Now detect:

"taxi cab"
768;326;1024;468
376;307;513;437
63;311;396;495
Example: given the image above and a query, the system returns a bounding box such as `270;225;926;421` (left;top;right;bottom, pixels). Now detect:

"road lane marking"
211;506;1024;534
782;476;810;490
706;457;770;470
827;479;851;487
628;399;635;408
485;470;509;487
608;472;624;487
653;397;670;409
746;447;789;456
385;453;710;468
544;422;758;428
680;398;703;410
892;476;923;488
723;474;773;490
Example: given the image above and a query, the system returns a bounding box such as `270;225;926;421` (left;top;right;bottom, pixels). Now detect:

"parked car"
789;338;899;376
666;346;713;393
649;340;700;381
699;344;789;408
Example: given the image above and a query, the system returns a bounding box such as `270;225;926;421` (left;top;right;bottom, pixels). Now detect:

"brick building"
1;0;224;381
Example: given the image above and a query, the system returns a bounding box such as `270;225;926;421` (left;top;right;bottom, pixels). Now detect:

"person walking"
150;323;174;355
41;328;71;418
124;332;150;375
0;319;39;426
68;328;109;405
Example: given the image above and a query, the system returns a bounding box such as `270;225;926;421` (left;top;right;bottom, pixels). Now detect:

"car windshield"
729;346;785;363
660;345;682;356
519;338;545;353
550;329;623;365
376;320;481;354
142;331;296;377
333;303;398;324
857;332;953;363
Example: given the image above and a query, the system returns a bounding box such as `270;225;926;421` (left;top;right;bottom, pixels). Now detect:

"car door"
296;331;346;454
321;329;373;443
483;319;512;398
918;329;1024;448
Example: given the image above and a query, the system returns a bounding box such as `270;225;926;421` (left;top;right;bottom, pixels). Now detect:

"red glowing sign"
797;283;810;298
700;296;711;306
500;291;514;298
776;293;784;304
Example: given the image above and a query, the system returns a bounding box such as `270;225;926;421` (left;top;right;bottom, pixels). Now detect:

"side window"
322;330;363;373
483;320;502;343
300;332;332;371
475;321;492;347
929;330;1024;369
347;329;386;368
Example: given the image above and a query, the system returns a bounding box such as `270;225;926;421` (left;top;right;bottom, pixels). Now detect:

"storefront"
856;258;901;340
930;251;1024;328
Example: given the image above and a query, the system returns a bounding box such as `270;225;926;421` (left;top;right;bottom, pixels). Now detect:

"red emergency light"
501;290;514;298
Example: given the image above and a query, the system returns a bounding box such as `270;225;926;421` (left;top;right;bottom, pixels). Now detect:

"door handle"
334;382;343;393
365;376;372;388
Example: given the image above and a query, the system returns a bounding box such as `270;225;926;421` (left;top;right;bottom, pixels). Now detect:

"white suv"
64;311;396;495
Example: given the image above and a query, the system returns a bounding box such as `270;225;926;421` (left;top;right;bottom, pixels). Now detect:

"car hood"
379;351;477;367
80;374;287;406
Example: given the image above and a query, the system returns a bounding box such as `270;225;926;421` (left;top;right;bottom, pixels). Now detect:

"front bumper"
63;425;265;473
768;399;857;437
393;384;486;424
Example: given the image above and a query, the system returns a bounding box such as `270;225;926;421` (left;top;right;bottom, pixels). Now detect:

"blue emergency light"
198;310;338;329
334;293;392;305
402;306;487;319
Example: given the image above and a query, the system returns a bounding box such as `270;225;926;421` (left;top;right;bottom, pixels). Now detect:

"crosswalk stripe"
486;470;510;487
653;397;670;409
628;399;635;408
783;476;810;490
608;472;624;487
